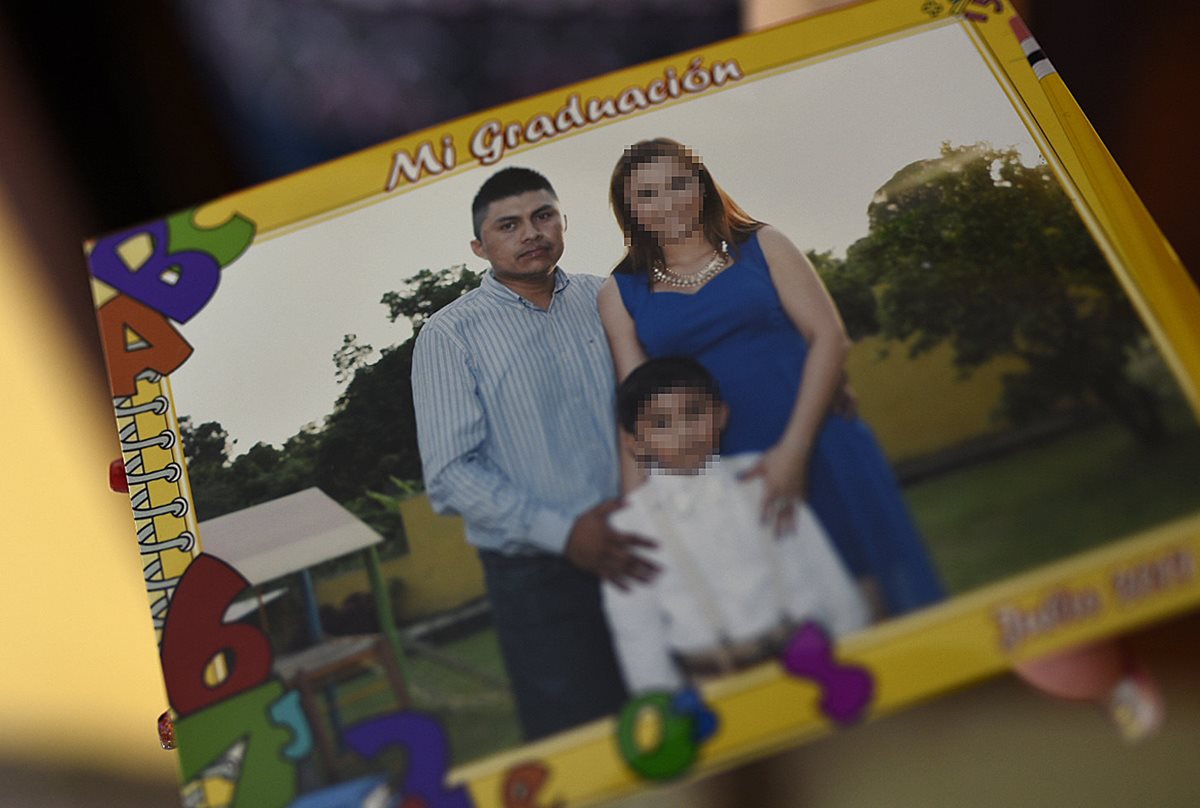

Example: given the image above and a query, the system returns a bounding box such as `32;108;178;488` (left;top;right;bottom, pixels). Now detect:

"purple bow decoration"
780;622;874;725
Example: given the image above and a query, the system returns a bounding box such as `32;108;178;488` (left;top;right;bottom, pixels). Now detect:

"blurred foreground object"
1016;642;1166;742
0;16;177;793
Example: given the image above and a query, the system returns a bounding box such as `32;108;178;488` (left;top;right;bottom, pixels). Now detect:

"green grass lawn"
906;411;1200;594
404;629;521;764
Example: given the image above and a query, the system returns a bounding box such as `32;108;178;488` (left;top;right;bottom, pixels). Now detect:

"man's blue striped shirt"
411;268;619;555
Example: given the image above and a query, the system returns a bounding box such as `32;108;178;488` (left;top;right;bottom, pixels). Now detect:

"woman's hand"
739;442;810;536
831;373;859;420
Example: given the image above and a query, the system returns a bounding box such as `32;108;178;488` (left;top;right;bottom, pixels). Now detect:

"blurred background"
0;0;1197;804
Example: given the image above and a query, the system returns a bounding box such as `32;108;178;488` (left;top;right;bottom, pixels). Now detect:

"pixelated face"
471;190;566;283
632;387;726;473
625;156;703;244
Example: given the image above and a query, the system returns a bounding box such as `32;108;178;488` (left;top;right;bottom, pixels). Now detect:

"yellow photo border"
92;1;1200;806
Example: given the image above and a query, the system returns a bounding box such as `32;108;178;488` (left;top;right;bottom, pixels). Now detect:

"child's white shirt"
603;453;870;693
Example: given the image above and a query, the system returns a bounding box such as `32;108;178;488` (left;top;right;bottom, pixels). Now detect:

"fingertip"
634;561;659;581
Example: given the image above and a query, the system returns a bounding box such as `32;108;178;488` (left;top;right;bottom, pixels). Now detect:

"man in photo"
410;167;656;740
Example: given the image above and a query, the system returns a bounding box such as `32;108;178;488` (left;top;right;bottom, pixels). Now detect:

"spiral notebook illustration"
113;375;200;637
87;3;1200;807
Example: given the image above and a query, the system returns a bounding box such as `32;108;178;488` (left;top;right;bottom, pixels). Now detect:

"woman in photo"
597;137;943;616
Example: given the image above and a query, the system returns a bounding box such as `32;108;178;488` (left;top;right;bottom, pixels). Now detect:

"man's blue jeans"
479;550;629;741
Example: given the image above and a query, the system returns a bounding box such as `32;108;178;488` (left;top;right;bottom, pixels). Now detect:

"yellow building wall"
847;336;1027;462
316;494;485;621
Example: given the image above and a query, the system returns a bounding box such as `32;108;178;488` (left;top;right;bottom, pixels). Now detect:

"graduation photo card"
87;2;1200;806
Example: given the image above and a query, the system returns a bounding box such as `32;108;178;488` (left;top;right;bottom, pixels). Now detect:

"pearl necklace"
651;242;730;288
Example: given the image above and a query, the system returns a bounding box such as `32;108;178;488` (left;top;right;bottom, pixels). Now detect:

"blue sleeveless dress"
614;231;943;615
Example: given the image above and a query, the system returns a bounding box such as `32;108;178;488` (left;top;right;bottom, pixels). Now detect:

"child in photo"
604;356;871;693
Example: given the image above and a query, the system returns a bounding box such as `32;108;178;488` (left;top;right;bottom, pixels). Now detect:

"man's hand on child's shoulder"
565;499;659;590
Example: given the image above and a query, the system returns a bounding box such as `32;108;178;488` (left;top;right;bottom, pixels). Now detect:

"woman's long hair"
610;138;763;276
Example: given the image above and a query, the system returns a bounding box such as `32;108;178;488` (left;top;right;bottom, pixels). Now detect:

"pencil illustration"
1008;14;1179;270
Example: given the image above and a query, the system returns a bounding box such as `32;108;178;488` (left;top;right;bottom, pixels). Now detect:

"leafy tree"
179;417;232;467
381;264;481;334
178;265;486;531
316;341;421;502
178;416;241;519
807;249;879;341
179;417;322;521
317;265;483;502
227;442;282;503
845;142;1164;443
333;334;374;384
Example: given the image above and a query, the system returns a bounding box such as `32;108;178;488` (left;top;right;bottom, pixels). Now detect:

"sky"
170;20;1046;453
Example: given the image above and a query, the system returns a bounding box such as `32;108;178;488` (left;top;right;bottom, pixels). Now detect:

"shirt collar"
646;455;721;479
482;267;570;305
